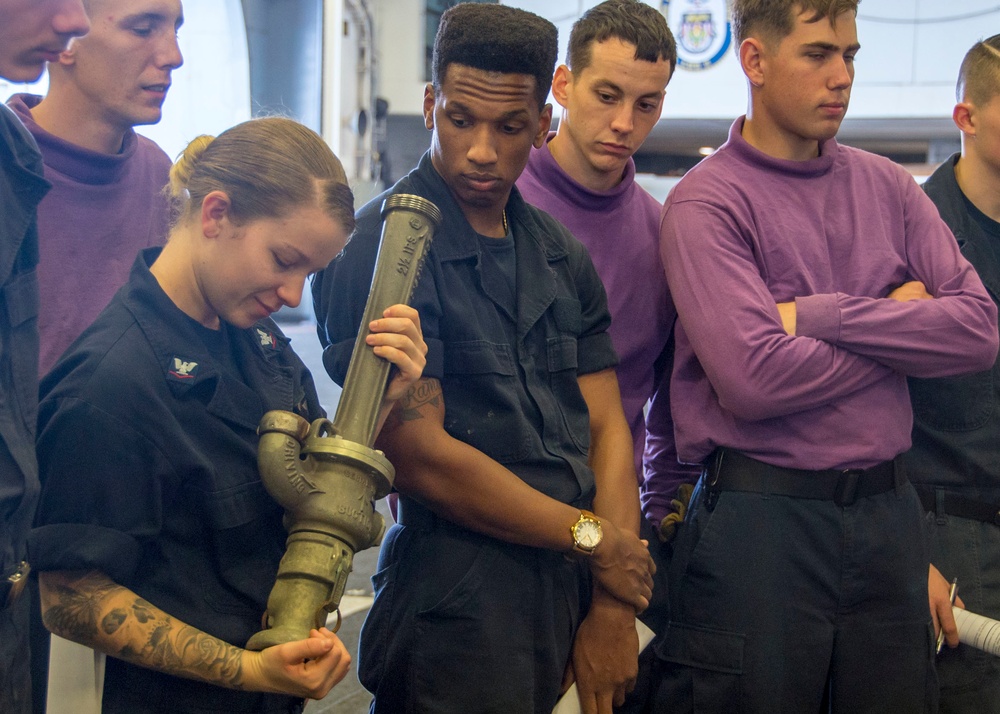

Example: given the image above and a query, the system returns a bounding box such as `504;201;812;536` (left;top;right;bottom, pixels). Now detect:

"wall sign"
661;0;732;71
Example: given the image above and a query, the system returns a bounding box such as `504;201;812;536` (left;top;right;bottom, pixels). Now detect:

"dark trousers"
926;501;1000;713
651;474;937;713
360;516;587;714
1;591;32;714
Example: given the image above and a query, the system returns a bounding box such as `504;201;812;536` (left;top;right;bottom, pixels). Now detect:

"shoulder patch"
256;327;279;350
167;356;200;380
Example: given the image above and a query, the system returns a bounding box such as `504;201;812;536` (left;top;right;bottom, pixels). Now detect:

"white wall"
370;0;426;116
373;0;1000;120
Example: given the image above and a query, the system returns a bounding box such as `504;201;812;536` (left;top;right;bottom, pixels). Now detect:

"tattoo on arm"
43;572;247;689
382;378;442;433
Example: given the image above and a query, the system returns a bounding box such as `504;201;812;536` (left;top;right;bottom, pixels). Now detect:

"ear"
423;83;436;131
57;41;79;67
200;191;231;239
953;102;975;137
534;104;553;149
551;65;572;110
740;38;765;88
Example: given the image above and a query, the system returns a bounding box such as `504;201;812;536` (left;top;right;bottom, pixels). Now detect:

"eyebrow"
123;11;185;30
802;41;861;53
447;101;531;122
593;80;664;101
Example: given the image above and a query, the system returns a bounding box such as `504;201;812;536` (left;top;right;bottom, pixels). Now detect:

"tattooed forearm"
42;572;120;642
40;570;248;690
381;378;442;434
143;622;245;688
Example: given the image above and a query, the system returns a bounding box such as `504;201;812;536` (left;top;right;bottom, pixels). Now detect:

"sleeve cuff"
29;524;142;586
576;331;617;375
794;293;841;343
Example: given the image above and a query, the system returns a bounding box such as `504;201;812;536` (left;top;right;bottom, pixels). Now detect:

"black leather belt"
396;496;439;529
1;561;30;610
706;449;904;507
915;486;1000;526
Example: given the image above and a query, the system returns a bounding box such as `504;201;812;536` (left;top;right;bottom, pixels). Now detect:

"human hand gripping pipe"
246;194;441;651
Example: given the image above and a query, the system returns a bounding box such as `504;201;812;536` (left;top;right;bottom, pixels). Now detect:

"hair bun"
168;134;215;199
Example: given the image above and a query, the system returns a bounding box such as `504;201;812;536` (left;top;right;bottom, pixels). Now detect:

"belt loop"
704;449;724;512
835;470;860;507
935;488;948;526
894;456;906;496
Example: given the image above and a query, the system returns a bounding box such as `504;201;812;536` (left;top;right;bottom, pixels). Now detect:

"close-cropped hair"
567;0;677;77
431;2;558;108
957;34;1000;105
167;117;355;235
732;0;861;45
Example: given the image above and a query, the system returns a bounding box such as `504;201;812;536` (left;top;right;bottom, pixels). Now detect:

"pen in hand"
936;578;959;655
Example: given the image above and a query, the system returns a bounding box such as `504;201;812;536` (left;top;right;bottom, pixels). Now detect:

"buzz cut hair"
566;0;678;78
731;0;860;46
431;3;558;109
957;34;1000;106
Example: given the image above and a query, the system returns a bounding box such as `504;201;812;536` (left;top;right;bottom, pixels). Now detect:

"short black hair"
568;0;677;77
432;3;558;108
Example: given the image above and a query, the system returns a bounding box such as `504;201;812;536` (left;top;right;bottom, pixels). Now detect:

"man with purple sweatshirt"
653;1;999;711
8;0;184;375
518;0;700;539
516;3;698;711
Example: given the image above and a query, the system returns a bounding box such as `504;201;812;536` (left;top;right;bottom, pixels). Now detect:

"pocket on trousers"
417;540;499;619
358;559;399;693
657;622;745;711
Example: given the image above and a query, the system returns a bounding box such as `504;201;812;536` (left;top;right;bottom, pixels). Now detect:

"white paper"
45;635;104;714
954;607;1000;656
552;619;656;714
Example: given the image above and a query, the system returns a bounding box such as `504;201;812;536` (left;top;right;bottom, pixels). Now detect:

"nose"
53;0;90;41
466;125;498;166
829;57;853;90
158;32;184;70
276;278;304;309
610;105;634;135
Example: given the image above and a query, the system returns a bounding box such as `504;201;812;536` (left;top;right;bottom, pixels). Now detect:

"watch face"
575;520;602;549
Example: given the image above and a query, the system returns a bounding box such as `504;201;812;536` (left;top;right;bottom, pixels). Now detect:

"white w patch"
172;358;198;375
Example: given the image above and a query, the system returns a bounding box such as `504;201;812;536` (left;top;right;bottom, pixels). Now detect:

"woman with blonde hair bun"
30;117;426;713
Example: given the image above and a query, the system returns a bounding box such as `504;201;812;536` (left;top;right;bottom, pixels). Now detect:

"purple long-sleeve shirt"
660;117;998;470
7;94;171;376
518;136;700;525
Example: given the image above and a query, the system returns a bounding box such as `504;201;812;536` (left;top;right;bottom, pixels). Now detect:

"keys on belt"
2;561;30;609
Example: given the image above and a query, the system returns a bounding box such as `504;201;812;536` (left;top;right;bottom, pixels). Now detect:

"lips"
599;142;631;156
142;83;171;99
463;173;500;191
254;298;278;317
36;47;65;63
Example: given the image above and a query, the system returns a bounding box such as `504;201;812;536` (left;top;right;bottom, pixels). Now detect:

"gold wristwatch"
570;510;603;555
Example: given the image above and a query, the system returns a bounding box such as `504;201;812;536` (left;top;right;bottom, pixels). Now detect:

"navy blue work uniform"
906;154;1000;713
31;248;322;714
313;152;618;713
0;102;49;714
